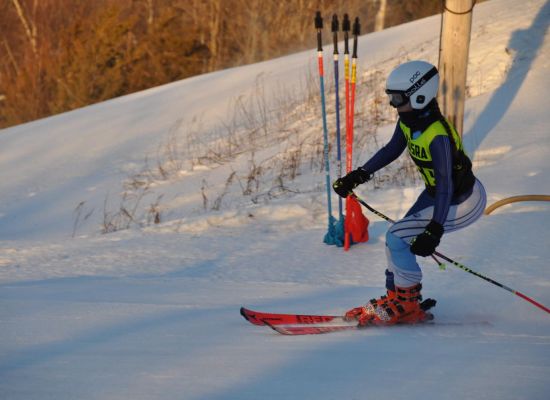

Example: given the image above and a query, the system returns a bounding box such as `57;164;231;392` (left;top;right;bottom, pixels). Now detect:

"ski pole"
332;14;343;221
315;12;336;242
348;192;456;267
350;192;550;315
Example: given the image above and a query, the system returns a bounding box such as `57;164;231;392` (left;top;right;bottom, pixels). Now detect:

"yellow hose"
484;195;550;215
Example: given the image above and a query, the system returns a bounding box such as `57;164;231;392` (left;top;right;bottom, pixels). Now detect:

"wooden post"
438;0;475;137
374;0;387;32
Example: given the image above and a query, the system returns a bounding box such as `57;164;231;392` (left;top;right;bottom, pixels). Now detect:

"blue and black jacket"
361;101;475;225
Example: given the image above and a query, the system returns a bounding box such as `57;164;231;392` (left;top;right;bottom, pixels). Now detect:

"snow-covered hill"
1;0;549;399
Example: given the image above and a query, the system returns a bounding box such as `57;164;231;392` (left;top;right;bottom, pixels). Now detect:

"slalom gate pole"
342;14;352;250
315;12;337;244
350;192;550;315
343;14;350;163
342;16;371;251
332;15;343;221
349;17;360;146
342;14;351;169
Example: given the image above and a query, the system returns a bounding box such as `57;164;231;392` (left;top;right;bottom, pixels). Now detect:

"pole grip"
343;14;350;54
352;17;360;58
315;11;323;52
332;14;339;55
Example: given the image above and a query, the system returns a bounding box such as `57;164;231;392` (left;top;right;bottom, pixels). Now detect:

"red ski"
240;307;347;326
265;322;359;335
241;307;358;335
241;307;488;336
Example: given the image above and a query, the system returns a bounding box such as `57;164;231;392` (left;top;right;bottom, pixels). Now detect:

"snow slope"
1;0;550;399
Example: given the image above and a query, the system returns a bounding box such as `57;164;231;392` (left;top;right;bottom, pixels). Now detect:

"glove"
332;168;372;198
410;220;444;257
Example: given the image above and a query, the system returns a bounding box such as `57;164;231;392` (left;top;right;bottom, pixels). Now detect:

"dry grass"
97;56;423;234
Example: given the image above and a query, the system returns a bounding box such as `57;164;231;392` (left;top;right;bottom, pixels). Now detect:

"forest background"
0;0;446;129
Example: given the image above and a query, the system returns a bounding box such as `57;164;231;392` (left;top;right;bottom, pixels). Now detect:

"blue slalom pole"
315;12;340;246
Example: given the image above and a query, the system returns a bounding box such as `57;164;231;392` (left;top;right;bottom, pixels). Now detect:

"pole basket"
323;215;345;247
345;196;369;245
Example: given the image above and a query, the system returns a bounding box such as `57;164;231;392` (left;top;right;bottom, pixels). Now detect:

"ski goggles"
385;90;409;108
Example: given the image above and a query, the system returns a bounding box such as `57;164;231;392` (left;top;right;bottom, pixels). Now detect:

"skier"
333;60;487;326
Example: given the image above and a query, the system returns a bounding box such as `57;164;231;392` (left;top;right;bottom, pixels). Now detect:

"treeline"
0;0;442;129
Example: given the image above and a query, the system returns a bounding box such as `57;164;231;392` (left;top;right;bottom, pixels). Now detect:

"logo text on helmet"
409;71;421;83
405;78;427;97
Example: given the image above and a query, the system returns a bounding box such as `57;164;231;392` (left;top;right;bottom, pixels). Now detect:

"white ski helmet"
385;60;439;110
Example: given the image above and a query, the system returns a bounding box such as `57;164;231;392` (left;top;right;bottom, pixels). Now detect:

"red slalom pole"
343;16;369;251
345;19;357;252
343;14;352;250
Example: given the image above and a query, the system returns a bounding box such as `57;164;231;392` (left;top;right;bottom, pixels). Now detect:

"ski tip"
240;307;267;326
240;307;255;323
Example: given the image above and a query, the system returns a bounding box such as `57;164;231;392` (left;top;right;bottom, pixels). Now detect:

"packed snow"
1;0;549;399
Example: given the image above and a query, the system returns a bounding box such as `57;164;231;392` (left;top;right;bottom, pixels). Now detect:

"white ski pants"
385;179;487;288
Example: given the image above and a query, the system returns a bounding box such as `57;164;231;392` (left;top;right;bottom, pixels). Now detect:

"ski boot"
343;288;396;322
345;284;436;326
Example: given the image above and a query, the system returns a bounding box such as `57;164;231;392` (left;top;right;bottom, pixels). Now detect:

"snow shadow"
0;297;210;379
0;279;368;399
464;0;550;153
202;294;550;400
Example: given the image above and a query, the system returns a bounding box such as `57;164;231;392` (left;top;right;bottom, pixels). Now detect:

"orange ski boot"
359;284;436;326
344;289;396;322
346;284;436;326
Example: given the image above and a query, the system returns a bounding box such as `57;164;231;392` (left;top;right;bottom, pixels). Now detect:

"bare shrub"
72;201;94;237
